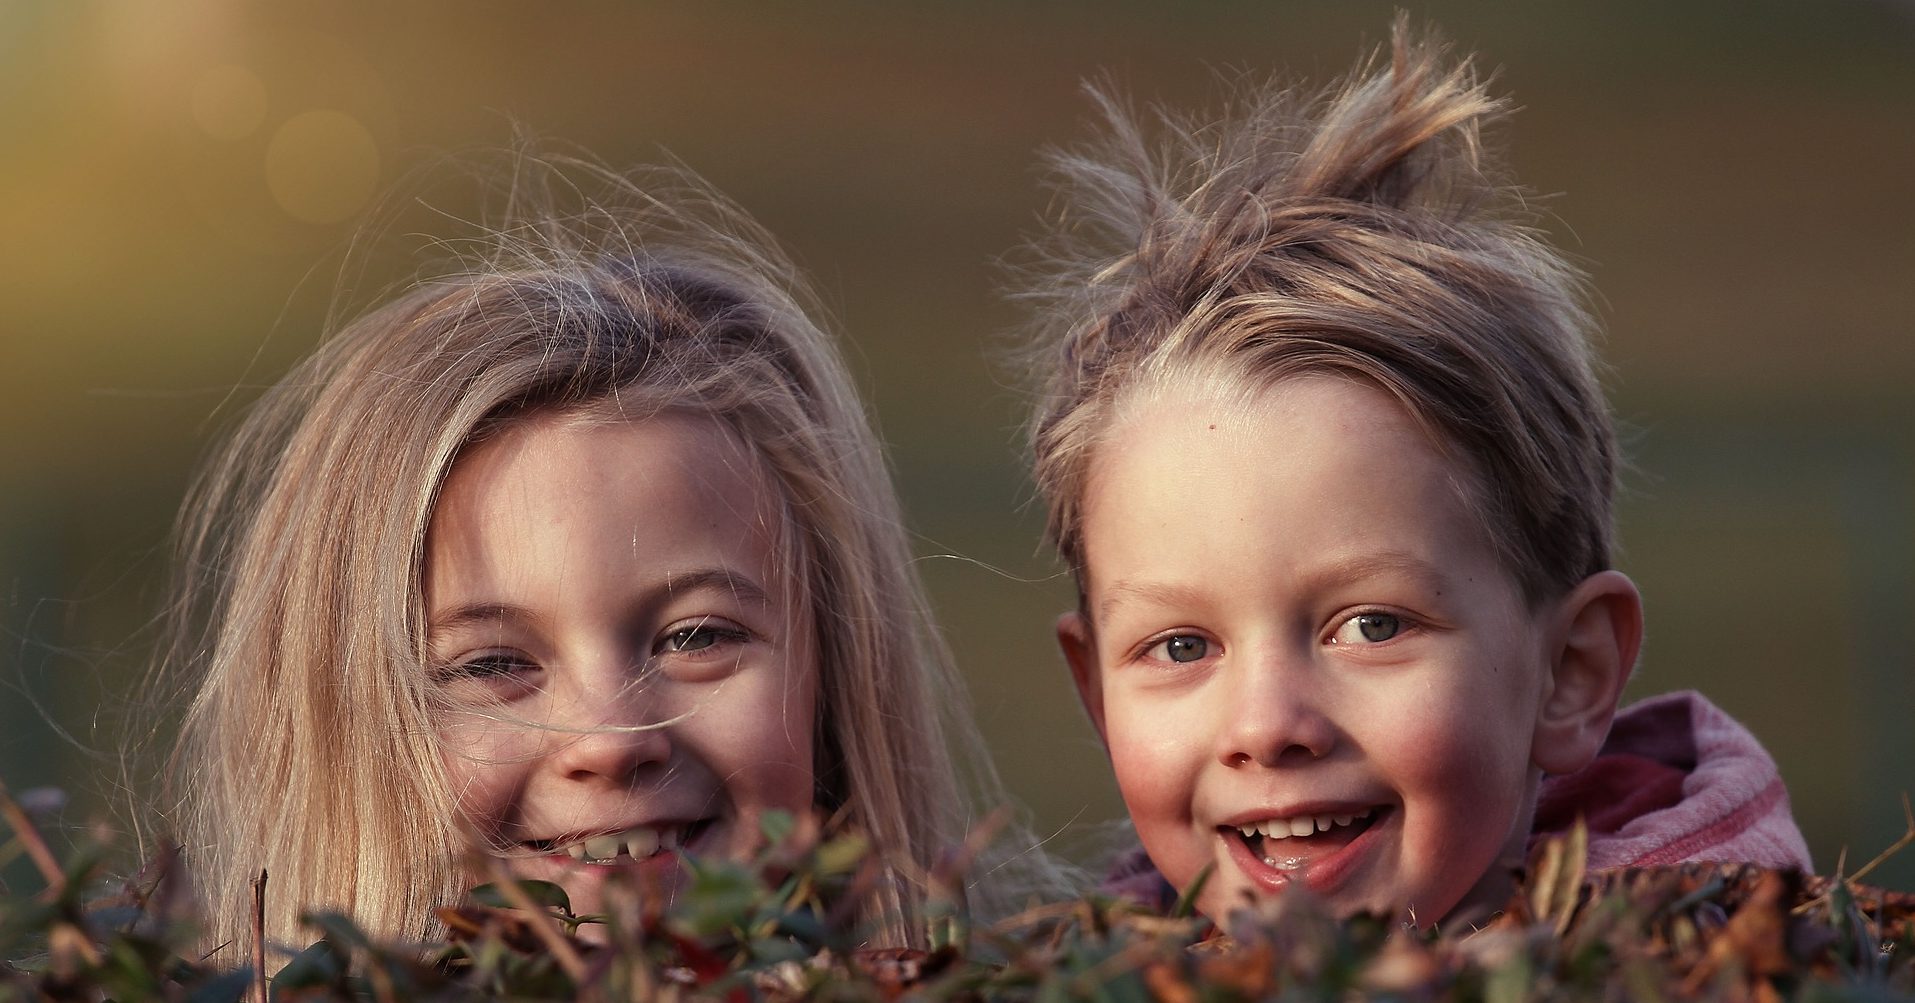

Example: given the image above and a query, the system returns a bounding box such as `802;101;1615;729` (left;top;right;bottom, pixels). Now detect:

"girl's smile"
424;409;818;921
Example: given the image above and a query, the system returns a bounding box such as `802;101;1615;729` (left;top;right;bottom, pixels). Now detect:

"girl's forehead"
429;410;798;589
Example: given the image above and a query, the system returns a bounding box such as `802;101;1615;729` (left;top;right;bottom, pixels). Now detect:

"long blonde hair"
160;159;1017;957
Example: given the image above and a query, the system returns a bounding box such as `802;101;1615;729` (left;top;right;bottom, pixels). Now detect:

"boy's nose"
1216;650;1337;768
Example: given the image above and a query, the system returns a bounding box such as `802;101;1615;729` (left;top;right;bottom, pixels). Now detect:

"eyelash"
1128;608;1418;665
652;619;752;658
1135;632;1216;666
439;649;539;683
436;618;753;682
1324;608;1415;646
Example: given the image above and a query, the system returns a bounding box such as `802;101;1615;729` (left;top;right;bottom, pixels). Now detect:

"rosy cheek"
1104;713;1202;815
1386;706;1532;873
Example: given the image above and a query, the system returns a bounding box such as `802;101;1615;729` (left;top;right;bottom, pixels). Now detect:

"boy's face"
1061;374;1559;924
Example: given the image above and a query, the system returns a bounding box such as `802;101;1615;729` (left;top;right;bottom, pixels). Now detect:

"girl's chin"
508;849;692;923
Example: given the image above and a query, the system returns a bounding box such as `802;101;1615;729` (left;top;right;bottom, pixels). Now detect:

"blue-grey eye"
1355;613;1400;642
1163;635;1208;662
663;626;720;652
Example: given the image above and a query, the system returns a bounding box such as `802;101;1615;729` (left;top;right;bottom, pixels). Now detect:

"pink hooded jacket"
1101;690;1812;909
1527;689;1811;871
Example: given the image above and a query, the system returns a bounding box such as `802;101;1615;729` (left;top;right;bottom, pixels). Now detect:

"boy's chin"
1199;868;1524;933
1196;821;1524;929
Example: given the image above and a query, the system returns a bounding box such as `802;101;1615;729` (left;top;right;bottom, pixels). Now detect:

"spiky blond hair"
1023;18;1617;604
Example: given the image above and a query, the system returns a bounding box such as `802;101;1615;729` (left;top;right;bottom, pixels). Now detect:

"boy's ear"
1056;611;1108;747
1531;570;1643;776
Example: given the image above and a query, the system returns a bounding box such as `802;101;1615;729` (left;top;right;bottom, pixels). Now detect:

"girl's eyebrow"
426;602;547;645
427;568;773;641
658;567;771;606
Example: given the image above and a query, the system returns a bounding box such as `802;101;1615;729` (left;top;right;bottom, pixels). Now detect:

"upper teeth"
560;824;683;862
1235;809;1372;840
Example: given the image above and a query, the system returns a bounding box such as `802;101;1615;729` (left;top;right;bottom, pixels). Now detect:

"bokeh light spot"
264;110;380;224
191;65;268;141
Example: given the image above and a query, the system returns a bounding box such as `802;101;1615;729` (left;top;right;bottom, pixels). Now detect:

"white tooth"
1314;814;1336;833
660;827;681;851
1258;821;1283;840
625;828;660;858
565;843;588;860
584;834;622;860
1335;814;1353;827
1289;817;1315;838
1239;825;1256;839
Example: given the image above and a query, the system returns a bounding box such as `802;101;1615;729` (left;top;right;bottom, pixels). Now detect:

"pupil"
1357;614;1399;642
673;629;713;651
1166;636;1207;662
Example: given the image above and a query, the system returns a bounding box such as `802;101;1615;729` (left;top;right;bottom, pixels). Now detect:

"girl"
157;159;1027;957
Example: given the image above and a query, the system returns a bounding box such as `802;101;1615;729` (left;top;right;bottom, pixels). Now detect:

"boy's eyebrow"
1096;552;1455;622
1097;580;1210;622
1301;552;1456;595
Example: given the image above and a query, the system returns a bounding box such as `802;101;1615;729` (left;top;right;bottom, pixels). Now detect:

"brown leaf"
1361;935;1445;993
1194;939;1274;997
1142;961;1199;1003
852;946;932;998
1681;869;1794;994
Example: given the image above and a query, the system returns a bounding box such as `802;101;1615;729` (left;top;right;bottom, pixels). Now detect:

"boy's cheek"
1102;697;1208;797
1103;704;1212;880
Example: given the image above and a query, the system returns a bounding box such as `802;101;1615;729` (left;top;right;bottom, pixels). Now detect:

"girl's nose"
547;673;673;785
1216;647;1338;768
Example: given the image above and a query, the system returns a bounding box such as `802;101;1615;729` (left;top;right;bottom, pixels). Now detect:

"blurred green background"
3;2;1911;891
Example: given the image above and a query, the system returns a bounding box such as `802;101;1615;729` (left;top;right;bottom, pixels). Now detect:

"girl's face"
424;409;817;919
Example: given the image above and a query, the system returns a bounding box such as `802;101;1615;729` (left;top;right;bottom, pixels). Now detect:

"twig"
0;780;66;897
252;869;269;1003
480;855;590;985
1794;793;1915;917
1845;792;1915;888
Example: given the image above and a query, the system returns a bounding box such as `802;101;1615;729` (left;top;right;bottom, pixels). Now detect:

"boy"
1019;24;1811;924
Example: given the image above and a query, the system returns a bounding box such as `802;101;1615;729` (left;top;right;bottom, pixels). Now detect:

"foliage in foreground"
3;784;1913;1002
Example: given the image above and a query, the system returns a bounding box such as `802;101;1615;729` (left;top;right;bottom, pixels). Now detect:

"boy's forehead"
1081;373;1520;611
1101;369;1438;475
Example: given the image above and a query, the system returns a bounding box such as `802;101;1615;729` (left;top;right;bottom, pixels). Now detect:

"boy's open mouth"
1221;806;1383;871
522;818;715;865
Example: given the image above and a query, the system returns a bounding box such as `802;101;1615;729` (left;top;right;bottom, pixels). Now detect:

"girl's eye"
1146;634;1210;663
1328;612;1403;645
656;621;748;656
443;650;538;679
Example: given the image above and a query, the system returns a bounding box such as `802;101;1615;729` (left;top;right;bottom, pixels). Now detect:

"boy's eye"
1328;612;1402;645
1147;634;1210;663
